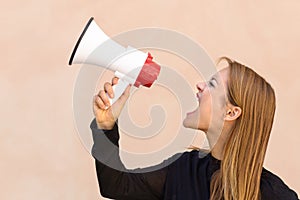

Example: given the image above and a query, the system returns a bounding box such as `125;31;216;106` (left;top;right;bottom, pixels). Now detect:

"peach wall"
1;0;299;199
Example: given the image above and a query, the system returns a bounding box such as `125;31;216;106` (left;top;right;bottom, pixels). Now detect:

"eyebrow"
211;76;218;84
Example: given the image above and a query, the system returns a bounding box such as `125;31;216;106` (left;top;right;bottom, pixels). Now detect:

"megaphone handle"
108;78;130;105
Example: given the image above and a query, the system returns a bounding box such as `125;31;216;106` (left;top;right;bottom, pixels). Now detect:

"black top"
90;119;299;200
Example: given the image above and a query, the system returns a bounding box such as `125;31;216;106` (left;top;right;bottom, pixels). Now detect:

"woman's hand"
93;77;131;130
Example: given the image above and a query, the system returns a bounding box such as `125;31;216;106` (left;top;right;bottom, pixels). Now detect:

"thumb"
111;84;132;117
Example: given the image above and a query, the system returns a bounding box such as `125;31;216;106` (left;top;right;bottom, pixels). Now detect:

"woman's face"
183;68;229;132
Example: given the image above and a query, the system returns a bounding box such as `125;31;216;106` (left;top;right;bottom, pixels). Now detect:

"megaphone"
69;17;161;105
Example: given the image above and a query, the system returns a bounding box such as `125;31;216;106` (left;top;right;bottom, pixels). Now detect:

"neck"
208;122;233;160
211;141;225;160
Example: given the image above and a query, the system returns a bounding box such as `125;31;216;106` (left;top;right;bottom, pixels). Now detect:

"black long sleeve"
90;119;299;200
90;119;177;200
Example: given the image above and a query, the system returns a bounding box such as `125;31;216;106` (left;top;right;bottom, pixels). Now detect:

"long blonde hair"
210;57;276;200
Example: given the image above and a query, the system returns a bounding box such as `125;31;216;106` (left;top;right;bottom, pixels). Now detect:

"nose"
196;82;206;92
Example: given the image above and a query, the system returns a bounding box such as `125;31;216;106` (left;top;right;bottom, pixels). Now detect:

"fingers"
112;77;119;86
104;82;114;98
104;77;119;98
94;77;130;112
98;90;111;107
93;95;106;110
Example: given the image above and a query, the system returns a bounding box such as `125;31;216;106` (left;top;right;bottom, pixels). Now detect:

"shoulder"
260;168;299;200
176;150;209;161
168;150;210;169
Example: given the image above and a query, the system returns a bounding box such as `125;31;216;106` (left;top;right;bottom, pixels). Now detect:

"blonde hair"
210;57;276;200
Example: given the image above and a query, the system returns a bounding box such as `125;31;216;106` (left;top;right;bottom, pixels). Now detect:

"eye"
208;79;217;88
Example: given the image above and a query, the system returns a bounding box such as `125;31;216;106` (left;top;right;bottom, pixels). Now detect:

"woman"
91;57;299;199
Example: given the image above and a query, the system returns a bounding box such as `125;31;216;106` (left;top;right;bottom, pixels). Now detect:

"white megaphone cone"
69;17;161;105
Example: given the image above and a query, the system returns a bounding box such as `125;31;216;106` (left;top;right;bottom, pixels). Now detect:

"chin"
183;117;198;129
183;113;208;132
183;108;200;129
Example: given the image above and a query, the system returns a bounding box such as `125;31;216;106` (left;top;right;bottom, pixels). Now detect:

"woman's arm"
91;119;173;200
91;77;181;199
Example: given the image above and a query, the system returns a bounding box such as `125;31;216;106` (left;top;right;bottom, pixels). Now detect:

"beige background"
1;0;299;199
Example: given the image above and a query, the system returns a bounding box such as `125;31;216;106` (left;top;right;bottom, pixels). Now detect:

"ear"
224;106;242;121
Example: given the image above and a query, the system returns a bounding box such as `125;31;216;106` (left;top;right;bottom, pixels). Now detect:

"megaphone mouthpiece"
134;53;161;88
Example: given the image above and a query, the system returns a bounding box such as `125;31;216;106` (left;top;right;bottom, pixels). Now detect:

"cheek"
209;93;227;124
199;94;212;115
196;96;212;129
212;92;226;112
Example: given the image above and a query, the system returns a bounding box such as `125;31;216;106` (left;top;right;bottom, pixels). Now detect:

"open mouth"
196;93;201;102
185;93;202;117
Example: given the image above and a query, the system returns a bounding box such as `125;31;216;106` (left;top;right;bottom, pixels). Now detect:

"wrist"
96;121;115;130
